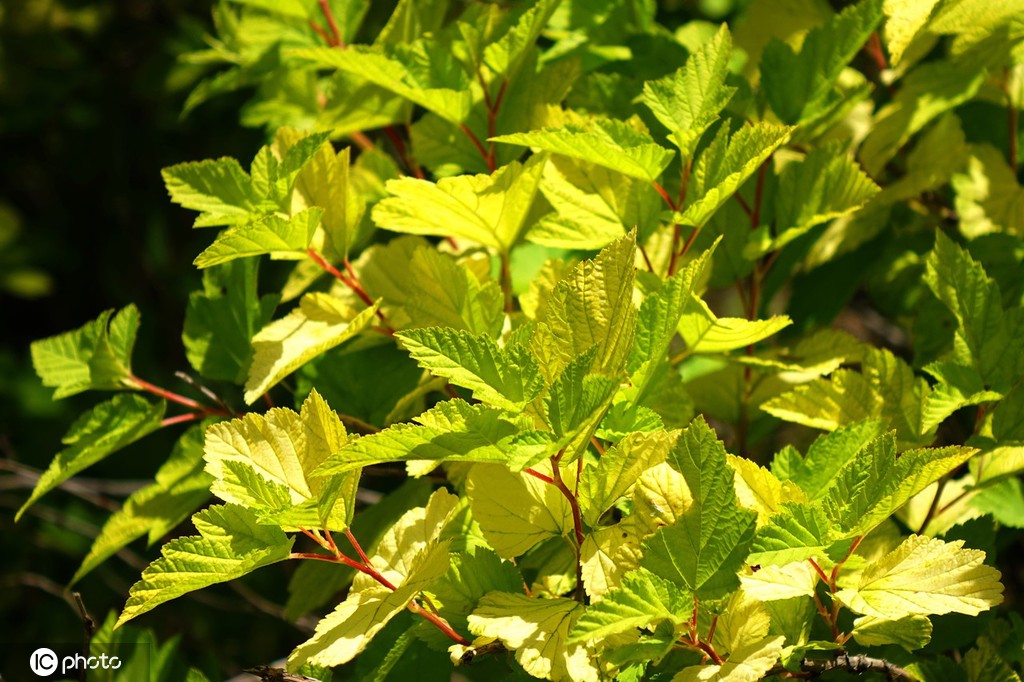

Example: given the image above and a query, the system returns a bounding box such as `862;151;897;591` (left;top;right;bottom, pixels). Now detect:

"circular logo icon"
29;648;59;676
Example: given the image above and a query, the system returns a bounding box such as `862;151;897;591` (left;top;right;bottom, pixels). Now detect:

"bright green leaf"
468;593;597;682
642;25;736;159
641;417;757;600
194;207;322;268
761;0;884;124
244;292;380;403
117;504;293;627
492;118;675;183
17;394;165;520
31;305;141;399
467;463;573;558
373;155;547;251
72;426;212;585
835;534;1004;618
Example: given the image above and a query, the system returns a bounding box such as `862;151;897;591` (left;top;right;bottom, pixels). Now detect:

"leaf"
543;351;621;461
883;0;941;66
397;328;544;410
17;394;165;520
953;144;1024;238
492;118;675;183
467;463;573;558
678;123;792;228
420;546;525;648
278;129;361;260
641;25;736;159
373;155;546;252
228;0;311;19
822;434;976;536
468;593;597;682
285;479;433;621
762;347;933;449
357;239;504;336
183;259;279;384
288;490;458;669
117;504;293;626
204;390;357;529
629;248;714;393
290;43;471;124
851;615;932;651
570;569;690;643
161;158;262;224
72;426;213;585
740;561;818;601
835;535;1004;619
314;400;555;475
671;636;785;682
963;633;1022;682
641;417;757;600
727;455;807;525
678;295;791;353
748;503;840;566
772;420;886;501
580;429;674;527
766;144;880;253
924;231;1022;391
579;521;646;601
530;233;638;382
194;208;322;268
761;0;884;124
244;293;380;403
529;156;661;249
859;59;987;176
31;305;141;399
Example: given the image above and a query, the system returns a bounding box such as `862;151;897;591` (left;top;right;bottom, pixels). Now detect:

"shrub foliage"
20;0;1024;680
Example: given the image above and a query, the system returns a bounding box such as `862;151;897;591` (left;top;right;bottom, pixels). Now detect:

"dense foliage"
14;0;1024;680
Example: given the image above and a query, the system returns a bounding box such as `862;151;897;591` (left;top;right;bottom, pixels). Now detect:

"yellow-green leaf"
835;535;1004;619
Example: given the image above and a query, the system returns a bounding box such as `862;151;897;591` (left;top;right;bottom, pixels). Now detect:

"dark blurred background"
0;0;272;676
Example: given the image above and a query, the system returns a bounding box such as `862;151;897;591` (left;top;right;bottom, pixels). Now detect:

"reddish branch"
307;248;394;333
291;527;468;644
806;536;863;642
128;375;231;421
318;0;344;47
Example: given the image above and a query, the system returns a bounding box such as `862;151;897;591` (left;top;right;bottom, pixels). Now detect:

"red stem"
307;248;395;333
696;639;725;666
652;182;677;211
161;413;203;427
128;376;205;411
549;458;585;546
318;0;344;47
751;160;769;228
500;251;513;313
808;558;830;585
412;602;471;645
733;193;753;217
461;124;494;172
345;528;372;566
308;20;332;45
383;126;425;179
350;131;374;151
524;467;554;484
866;32;888;73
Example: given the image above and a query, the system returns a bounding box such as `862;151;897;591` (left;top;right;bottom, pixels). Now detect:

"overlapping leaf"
244;292;380;403
117;504;293;626
17;394;165;520
31;305;141;399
